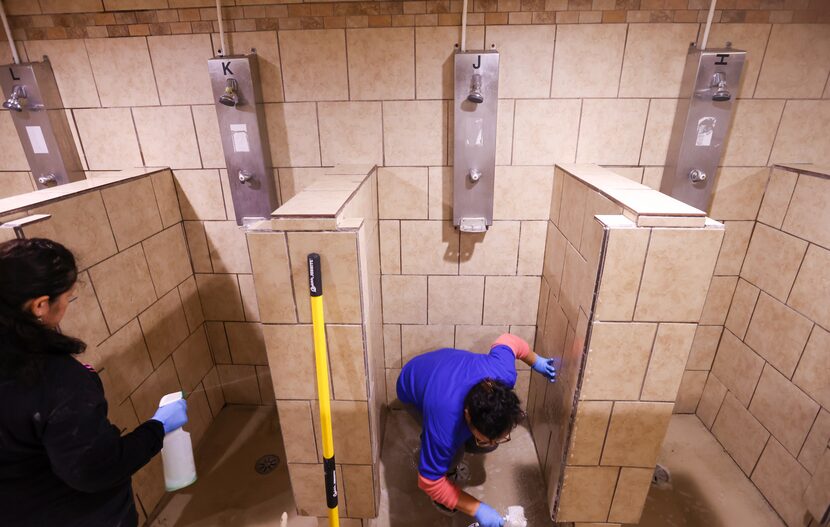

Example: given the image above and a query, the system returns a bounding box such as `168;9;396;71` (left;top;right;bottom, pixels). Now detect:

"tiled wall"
527;164;723;525
693;165;830;527
1;170;223;525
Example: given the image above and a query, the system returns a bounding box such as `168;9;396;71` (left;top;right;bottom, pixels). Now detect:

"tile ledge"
773;163;830;180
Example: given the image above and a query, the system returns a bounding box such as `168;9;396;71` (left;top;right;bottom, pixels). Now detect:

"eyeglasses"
474;432;512;447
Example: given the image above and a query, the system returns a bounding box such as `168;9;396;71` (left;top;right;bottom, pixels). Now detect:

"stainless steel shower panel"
661;45;746;212
453;50;499;233
0;59;84;189
208;54;278;226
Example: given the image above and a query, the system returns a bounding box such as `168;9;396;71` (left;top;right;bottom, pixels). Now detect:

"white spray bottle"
158;391;197;491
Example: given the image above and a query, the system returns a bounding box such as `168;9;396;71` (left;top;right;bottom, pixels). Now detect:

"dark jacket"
0;353;164;527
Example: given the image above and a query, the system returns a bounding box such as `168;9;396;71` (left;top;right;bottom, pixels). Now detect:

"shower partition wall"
529;164;724;524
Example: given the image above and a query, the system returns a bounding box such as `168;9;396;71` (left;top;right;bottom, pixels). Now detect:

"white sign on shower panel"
25;126;49;154
230;124;250;153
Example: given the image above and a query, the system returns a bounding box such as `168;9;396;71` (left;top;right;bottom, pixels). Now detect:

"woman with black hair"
0;238;188;527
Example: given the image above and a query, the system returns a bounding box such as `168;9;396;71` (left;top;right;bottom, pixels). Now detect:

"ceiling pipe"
0;0;20;64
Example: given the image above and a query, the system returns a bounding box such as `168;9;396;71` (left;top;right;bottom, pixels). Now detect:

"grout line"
144;36;163;107
548;24;556;99
636;98;652;166
748;434;772;478
188;105;206;170
275;32;288;103
764;99;787;167
314;101;324;166
784;238;809;305
283;233;301;324
343;29;351;102
630;228;653;319
606;464;624;523
128;108;148;168
751;24;774;100
796;401;822;461
573;98;584;163
637;323;661;400
508;98;516;165
616;23;630;99
81;39;104;109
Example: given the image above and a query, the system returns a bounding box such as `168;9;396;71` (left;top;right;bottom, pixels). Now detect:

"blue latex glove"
151;398;188;434
474;502;504;527
533;356;557;383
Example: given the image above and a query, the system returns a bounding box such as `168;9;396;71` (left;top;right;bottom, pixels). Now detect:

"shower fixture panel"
0;58;84;189
208;53;278;226
453;50;499;233
661;44;746;212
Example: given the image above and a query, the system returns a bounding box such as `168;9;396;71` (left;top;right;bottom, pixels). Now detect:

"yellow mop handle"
308;253;339;527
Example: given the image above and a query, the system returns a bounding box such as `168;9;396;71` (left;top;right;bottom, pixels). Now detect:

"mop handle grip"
308;253;322;297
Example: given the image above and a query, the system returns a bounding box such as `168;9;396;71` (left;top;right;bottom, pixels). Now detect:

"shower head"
711;72;730;102
3;85;26;112
219;78;239;107
467;73;484;104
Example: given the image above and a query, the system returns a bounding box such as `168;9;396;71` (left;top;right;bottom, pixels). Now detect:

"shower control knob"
469;169;482;182
37;173;57;186
689;169;707;183
238;170;254;184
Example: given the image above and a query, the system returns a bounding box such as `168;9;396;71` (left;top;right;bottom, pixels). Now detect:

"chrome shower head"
467;73;484;104
711;72;730;102
219;78;239;107
3;85;26;112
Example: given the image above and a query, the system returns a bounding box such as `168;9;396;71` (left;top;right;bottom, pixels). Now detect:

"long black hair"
0;238;86;382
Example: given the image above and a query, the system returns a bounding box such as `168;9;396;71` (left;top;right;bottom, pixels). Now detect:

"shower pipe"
216;0;227;57
700;0;717;51
461;0;468;52
0;0;20;64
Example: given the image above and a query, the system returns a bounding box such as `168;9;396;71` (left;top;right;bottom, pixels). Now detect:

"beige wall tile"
567;400;612;465
686;325;722;371
0;172;34;196
496;99;515;166
634;228;723;322
711;392;770;475
551;24;626;98
279;29;347;102
641;167;663;190
595;226;650;322
804;449;830;523
225;321;267;366
84;37;158;107
799;409;830;474
202;366;224;415
277;400;319;463
323;400;372;464
696;373;727;429
263;324;315;399
721;100;785;166
427;166;452;220
247;231;296;323
101;177;162;251
706;24;771;99
619;24;699;97
714;220;753;276
699;275;738;326
382;275;426;324
769;100;830;166
379;221;401;274
742;222;807;302
400;220;459;275
287;231;361;324
641;323;696;402
191;105;224;169
0;113;27;171
143;224;192;297
751;439;811;527
493;166;555;220
556;466;619;523
93;319;154;404
782;174;830;250
459;221;520;276
750;364;819;458
788;244;830;331
185;383;212;447
582;322;657;401
577;99;649;165
793;324;830;410
327;324;367;400
608;467;652;524
601;401;673;467
757;168;797;229
559;241;594;327
383;324;402;368
454;325;508;355
401;324;455;364
483;276;540;325
150;170;182;228
542;225;567;301
60;270;110;347
383;100;446;166
512;99;581;165
147;34;213;105
317;102;382;166
277;167;328;202
178;276;204;331
133;455;164;517
175;170;226;221
216;364;260;404
756;24;830;99
674;370;708;414
342;464;375;517
132;106;201;169
89;244;157;331
172;326;212;393
557;173;589;247
195;273;244;321
347;27;414;100
415;25;484;99
640;99;679;166
485;25;556;99
74;108;143;170
183;221;212;273
724;278;759;340
709;167;770;221
131;356;181;424
25;39;99;108
203;221;251;274
138;289;189;368
215;30;283;102
517;221;547;276
745;293;813;378
264;102;321;167
711;330;764;407
578;194;622;270
288;463;344;517
427;275;484;325
378;167;428;219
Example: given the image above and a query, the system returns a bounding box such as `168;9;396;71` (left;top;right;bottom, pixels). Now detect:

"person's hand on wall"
532;356;557;383
474;502;504;527
151;399;188;434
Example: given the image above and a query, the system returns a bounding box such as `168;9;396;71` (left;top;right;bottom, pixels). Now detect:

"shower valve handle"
238;170;254;184
37;173;57;186
469;168;482;182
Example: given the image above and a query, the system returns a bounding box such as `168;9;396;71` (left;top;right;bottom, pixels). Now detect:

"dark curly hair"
0;238;85;383
464;379;524;440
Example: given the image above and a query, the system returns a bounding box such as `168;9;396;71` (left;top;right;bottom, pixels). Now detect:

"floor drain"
255;454;280;475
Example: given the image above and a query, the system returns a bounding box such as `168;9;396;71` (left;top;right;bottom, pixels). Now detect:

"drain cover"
255;454;280;475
